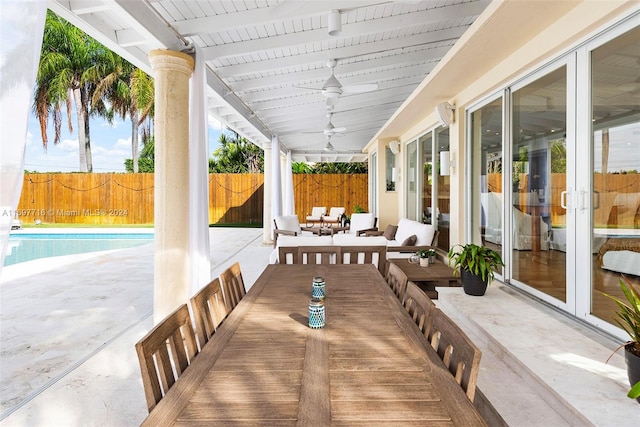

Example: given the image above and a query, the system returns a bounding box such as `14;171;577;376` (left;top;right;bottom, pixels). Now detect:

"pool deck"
0;227;272;426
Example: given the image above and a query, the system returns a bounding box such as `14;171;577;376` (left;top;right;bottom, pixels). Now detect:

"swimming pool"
3;232;154;266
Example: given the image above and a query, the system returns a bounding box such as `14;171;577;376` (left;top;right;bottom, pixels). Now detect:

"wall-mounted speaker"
435;102;454;127
389;140;400;155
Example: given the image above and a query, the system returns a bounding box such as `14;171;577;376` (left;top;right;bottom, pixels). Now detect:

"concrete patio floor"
0;227;272;426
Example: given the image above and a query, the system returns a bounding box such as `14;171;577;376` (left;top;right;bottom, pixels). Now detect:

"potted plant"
601;277;640;403
447;243;504;296
416;249;431;267
425;248;437;264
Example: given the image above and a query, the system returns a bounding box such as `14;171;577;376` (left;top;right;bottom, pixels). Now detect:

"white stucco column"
149;49;194;323
262;140;273;244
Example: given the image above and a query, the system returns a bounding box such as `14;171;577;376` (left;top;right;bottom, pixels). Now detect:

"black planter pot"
625;344;640;404
461;270;488;296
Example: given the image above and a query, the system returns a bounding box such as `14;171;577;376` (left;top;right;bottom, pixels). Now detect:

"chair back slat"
278;246;299;264
220;262;247;312
190;278;229;350
385;262;408;302
135;304;198;412
429;309;482;402
298;246;341;264
340;245;387;274
403;281;436;339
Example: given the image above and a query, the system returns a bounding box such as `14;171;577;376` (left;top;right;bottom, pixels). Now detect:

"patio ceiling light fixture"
328;10;342;36
440;151;455;176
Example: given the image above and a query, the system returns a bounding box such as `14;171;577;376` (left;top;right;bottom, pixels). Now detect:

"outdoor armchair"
273;215;317;247
305;206;326;227
322;207;346;226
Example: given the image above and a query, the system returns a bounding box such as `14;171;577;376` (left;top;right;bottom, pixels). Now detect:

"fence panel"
15;173;368;226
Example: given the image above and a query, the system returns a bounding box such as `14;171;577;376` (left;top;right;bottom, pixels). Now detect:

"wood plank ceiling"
50;0;491;162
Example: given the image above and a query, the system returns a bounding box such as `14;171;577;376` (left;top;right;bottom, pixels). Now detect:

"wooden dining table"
142;264;486;426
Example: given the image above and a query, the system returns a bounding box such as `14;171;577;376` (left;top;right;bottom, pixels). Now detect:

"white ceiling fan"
302;112;347;136
297;59;378;101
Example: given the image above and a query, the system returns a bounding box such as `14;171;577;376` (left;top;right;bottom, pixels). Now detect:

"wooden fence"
14;173;368;226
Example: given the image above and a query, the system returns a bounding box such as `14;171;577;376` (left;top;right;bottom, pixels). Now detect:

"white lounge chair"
305;206;326;227
323;207;346;227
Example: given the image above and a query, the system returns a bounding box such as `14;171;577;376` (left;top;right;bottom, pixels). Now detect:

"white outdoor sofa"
269;217;437;264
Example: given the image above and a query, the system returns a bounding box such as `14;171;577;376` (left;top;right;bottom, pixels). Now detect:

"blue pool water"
3;233;154;266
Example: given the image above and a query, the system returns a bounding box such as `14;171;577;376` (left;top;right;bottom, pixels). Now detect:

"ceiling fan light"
326;97;339;106
322;86;342;98
328;10;341;36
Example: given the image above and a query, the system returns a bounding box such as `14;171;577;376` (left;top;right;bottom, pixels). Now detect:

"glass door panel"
471;97;504;277
589;26;640;324
436;128;450;251
406;140;418;220
512;66;568;303
371;152;377;217
421;133;433;224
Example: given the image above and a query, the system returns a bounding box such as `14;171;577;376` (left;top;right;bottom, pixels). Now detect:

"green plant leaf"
628;380;640;399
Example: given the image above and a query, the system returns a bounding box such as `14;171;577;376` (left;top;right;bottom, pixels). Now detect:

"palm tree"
34;10;107;172
92;53;154;173
209;133;264;173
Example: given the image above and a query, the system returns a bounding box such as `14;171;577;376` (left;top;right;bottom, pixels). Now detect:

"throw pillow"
401;234;417;246
383;225;398;240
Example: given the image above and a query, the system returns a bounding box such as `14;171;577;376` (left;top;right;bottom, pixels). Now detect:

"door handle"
560;190;569;209
579;188;588;211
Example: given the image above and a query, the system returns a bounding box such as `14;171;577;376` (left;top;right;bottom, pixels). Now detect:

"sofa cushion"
395;218;435;246
348;213;376;234
401;234;417;246
332;234;387;246
383;224;398;240
277;235;333;247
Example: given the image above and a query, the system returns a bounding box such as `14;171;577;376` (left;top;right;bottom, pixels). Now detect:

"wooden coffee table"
389;258;460;299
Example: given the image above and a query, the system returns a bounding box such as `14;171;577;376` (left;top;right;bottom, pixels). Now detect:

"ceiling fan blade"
332;126;347;133
342;83;378;94
293;85;323;92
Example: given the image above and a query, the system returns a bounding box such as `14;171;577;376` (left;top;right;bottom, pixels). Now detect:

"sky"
24;111;225;173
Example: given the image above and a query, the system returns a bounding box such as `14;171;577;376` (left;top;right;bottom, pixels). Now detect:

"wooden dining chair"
403;281;436;339
220;262;247;312
135;304;199;412
278;246;299;264
297;245;342;264
340;245;387;274
429;308;482;402
385;262;409;302
189;278;229;350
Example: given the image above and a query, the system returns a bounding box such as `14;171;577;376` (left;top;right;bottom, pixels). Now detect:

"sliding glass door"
582;24;640;333
510;63;572;306
466;19;639;335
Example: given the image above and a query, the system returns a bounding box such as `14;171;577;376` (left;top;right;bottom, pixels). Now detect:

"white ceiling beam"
244;72;428;108
214;41;450;78
174;1;367;35
202;2;488;60
115;28;146;47
69;0;110;15
228;44;450;93
248;74;422;111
